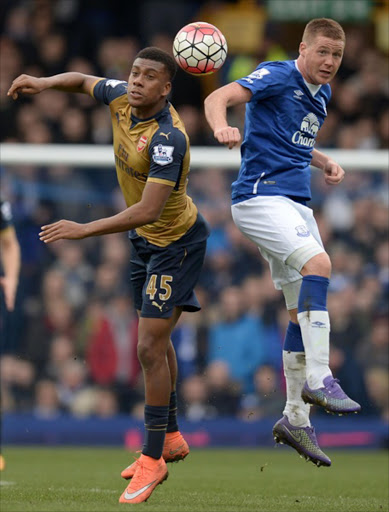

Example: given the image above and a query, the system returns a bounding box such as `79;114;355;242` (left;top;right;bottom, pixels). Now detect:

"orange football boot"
163;431;190;463
119;454;168;504
121;431;189;480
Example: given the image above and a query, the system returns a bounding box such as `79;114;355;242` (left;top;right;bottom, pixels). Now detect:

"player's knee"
137;335;165;370
301;252;331;278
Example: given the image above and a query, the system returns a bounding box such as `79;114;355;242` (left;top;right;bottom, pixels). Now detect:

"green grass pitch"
1;446;388;512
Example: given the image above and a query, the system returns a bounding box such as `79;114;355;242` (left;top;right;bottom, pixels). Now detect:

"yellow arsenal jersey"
90;78;198;247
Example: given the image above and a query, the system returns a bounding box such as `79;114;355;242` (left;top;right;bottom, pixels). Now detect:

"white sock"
297;310;332;389
282;350;311;427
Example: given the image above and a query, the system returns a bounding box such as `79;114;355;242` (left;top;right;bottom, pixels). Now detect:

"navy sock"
283;321;304;352
298;275;329;313
166;391;179;433
142;404;169;459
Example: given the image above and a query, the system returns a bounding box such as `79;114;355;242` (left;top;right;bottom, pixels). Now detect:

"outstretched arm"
311;148;345;186
204;82;251;149
39;181;174;243
7;72;102;100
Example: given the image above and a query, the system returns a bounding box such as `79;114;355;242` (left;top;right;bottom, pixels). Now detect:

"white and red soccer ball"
173;21;228;75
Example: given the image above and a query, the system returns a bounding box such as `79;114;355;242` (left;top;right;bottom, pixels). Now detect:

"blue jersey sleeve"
236;61;290;101
148;129;187;186
92;78;128;105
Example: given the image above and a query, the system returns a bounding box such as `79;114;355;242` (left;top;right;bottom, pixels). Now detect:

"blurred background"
0;0;388;448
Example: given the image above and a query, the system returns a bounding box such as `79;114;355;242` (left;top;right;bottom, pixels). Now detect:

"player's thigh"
141;239;206;319
232;195;322;262
285;202;325;272
130;244;148;312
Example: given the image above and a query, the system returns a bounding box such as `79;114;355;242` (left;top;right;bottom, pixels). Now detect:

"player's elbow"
204;92;217;109
142;206;162;224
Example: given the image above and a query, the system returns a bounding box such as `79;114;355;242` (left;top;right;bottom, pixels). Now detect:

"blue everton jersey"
233;60;331;203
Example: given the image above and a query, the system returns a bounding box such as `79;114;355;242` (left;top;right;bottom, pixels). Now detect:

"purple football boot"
302;376;361;415
272;416;331;467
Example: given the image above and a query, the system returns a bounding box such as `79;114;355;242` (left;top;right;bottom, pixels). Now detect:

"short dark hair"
134;47;177;81
303;18;346;45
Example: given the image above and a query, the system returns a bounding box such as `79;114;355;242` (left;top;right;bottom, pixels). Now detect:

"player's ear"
162;81;172;97
299;41;307;56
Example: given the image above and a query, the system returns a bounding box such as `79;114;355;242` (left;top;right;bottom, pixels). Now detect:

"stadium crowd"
1;1;388;423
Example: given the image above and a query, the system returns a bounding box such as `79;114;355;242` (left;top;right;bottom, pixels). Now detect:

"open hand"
39;220;87;243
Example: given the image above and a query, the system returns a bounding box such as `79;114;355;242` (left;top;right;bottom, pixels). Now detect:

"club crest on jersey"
137;136;148;152
292;113;319;147
242;67;270;84
295;225;310;237
152;144;174;165
105;79;127;88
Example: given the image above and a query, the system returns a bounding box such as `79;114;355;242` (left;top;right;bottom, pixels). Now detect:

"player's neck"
131;99;168;120
295;59;321;95
295;58;310;83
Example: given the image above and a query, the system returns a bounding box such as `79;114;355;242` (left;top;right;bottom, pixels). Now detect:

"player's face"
127;58;171;117
299;35;344;85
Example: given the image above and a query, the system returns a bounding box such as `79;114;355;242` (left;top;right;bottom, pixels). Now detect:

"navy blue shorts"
130;213;209;318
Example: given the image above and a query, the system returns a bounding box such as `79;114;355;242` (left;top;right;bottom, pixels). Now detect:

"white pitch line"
47;486;117;494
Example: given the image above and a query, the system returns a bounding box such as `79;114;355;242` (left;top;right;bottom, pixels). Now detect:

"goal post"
1;143;388;171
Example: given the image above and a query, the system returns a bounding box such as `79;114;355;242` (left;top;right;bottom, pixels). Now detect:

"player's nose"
323;56;334;68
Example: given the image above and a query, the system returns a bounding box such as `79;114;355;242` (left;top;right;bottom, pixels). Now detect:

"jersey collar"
294;60;322;97
130;101;170;125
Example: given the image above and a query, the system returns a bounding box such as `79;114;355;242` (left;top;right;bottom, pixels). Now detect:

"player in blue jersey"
205;18;361;467
8;47;209;502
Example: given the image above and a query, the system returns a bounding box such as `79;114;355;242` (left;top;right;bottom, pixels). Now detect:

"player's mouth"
319;70;332;78
129;90;143;99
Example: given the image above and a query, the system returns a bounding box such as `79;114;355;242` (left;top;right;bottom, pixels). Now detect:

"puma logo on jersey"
152;301;164;312
159;131;171;140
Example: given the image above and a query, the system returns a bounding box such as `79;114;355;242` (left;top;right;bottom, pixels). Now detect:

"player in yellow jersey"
8;47;209;504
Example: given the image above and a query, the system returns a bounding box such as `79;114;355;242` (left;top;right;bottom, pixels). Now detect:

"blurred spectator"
357;313;389;372
364;368;389;421
59;107;90;143
94;387;120;418
33;379;62;419
45;334;76;380
0;355;35;411
205;361;241;416
56;359;90;412
207;286;268;393
179;374;217;421
239;364;285;421
51;241;94;310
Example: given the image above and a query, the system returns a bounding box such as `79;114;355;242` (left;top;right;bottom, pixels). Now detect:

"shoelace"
327;378;347;398
131;459;147;486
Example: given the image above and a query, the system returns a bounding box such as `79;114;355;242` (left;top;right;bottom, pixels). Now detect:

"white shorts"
231;195;324;291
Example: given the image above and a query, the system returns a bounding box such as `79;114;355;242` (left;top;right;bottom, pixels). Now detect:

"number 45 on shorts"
146;274;173;301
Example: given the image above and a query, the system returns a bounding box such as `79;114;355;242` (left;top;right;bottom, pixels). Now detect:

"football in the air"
173;21;227;75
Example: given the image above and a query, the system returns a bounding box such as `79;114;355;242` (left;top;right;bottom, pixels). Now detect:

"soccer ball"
173;21;227;75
